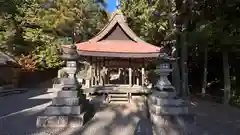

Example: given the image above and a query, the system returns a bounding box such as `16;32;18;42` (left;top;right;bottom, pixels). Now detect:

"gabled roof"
76;11;162;58
89;11;146;43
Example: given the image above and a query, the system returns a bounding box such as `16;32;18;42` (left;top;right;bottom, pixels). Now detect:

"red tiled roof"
77;40;161;53
63;11;165;58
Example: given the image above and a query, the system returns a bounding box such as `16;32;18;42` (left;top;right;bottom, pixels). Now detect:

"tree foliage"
182;0;240;104
121;0;240;104
120;0;172;45
187;0;240;51
0;0;108;70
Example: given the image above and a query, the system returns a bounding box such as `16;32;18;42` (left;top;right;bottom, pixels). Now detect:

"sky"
105;0;117;13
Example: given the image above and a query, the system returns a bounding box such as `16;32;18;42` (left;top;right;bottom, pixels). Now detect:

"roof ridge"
89;11;150;44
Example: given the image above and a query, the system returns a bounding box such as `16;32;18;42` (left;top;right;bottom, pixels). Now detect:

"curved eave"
77;50;162;58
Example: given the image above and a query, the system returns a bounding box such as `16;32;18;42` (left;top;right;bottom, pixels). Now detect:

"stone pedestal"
36;45;89;128
149;54;195;135
36;90;85;127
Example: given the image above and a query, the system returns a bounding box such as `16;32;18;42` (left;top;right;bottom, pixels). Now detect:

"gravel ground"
189;98;240;135
1;89;240;135
0;90;152;135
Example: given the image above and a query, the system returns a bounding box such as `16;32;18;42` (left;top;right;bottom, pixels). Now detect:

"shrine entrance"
84;57;147;87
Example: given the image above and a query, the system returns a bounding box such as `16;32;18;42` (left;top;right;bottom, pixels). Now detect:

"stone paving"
1;89;240;135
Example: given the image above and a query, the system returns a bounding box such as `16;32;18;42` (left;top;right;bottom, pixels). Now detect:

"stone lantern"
154;53;176;92
148;53;196;135
36;44;87;128
60;45;81;90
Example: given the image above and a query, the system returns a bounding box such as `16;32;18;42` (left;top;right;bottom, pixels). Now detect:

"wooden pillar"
141;67;145;86
89;57;92;87
136;69;139;85
98;59;101;85
91;63;95;86
103;58;106;86
124;68;127;84
95;58;98;85
129;58;132;87
106;59;110;85
129;67;132;87
132;68;135;85
89;65;92;87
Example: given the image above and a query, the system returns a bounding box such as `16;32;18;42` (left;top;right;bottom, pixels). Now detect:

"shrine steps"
108;93;130;103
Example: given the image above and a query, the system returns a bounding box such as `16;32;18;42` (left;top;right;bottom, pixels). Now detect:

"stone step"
52;97;79;106
109;101;130;104
57;90;78;98
149;103;188;115
109;97;129;101
36;114;84;128
109;93;128;98
151;91;176;98
108;96;130;103
44;106;82;115
148;96;186;106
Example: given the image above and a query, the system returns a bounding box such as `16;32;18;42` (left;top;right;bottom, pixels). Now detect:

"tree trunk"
172;55;181;94
168;0;181;95
222;51;231;105
172;42;181;96
201;47;208;96
180;33;189;98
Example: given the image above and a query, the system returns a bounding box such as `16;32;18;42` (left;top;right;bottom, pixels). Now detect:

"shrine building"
61;11;165;102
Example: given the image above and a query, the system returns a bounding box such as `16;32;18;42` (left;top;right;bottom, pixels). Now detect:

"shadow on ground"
76;96;153;135
0;90;153;135
189;97;240;135
0;88;53;135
